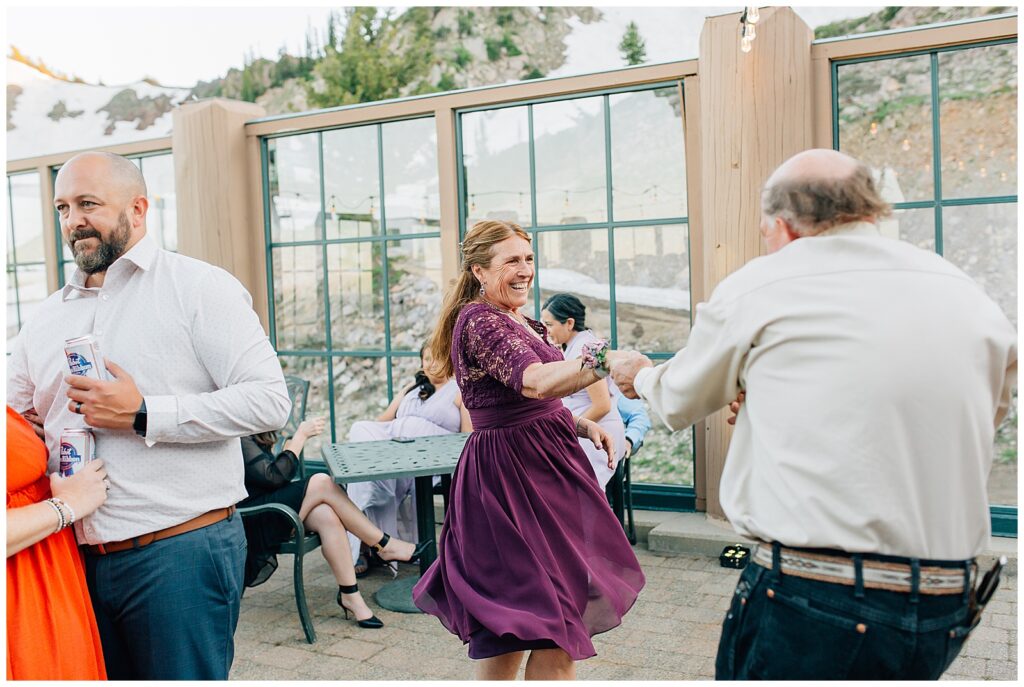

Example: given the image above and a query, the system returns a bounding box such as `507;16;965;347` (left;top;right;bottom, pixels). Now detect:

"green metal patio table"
321;432;469;612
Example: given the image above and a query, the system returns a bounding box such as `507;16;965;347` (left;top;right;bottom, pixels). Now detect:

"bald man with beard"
608;149;1017;680
8;152;291;680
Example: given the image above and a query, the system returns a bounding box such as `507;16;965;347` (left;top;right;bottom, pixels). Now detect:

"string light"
740;7;759;54
901;138;911;152
870;122;878;136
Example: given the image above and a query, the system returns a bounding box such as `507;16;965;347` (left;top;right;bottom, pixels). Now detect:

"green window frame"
260;116;441;450
7;171;47;342
455;81;697;512
832;37;1018;537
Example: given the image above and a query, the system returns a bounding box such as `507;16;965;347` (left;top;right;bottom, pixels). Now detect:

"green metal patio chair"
606;443;639;545
238;373;321;643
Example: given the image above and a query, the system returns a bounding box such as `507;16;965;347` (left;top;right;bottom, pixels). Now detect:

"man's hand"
22;408;45;440
726;391;746;426
607;350;653;399
65;359;143;430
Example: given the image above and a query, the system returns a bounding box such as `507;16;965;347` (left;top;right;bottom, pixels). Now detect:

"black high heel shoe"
373;533;432;576
337;584;384;629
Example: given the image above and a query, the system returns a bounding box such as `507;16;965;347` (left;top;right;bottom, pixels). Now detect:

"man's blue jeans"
84;516;247;680
715;553;974;680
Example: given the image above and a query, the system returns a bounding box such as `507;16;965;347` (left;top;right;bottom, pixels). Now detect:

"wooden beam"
697;7;814;519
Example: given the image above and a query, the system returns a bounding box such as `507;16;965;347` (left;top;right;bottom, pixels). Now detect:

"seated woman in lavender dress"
541;293;627;489
412;220;644;680
346;344;471;573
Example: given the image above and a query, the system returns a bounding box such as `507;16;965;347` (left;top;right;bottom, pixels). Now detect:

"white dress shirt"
634;222;1017;559
8;232;291;544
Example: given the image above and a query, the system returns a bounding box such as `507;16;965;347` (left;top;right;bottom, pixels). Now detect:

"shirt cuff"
634;366;654;400
624;427;643;450
142;394;178;447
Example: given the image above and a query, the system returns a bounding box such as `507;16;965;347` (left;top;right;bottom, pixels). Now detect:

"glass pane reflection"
631;424;694;486
610;87;687;221
327;242;385;351
942;202;1017;328
534;97;607;226
382;118;440;235
280;354;332;453
272;245;325;350
323;125;380;240
387;237;443;353
269;134;321;243
938;43;1017;199
613;224;690;352
333;356;390;441
462;106;531;227
140;154;178;252
9;173;44;263
536;229;611;342
837;55;934;202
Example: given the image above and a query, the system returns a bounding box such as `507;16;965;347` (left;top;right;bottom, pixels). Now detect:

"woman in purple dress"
412;220;645;680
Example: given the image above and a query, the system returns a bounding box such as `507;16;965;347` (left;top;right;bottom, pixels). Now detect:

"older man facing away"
7;152;291;680
608;149;1017;680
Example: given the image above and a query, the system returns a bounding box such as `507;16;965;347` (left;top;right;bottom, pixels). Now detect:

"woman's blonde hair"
427;220;531;379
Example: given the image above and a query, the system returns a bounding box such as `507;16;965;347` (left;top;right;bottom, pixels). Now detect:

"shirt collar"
817;221;881;239
61;232;158;301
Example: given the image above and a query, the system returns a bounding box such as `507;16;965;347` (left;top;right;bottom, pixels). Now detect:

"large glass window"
7;172;48;345
265;117;441;459
459;84;693;487
55;151;177;285
836;39;1018;508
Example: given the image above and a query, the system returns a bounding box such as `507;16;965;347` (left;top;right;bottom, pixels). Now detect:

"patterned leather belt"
84;506;236;556
752;544;974;595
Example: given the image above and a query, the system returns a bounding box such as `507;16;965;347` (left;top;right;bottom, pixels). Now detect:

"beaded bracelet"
579;340;610;379
44;498;66;533
50;497;75;529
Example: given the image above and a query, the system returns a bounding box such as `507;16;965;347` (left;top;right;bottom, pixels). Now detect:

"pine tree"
618;21;647;66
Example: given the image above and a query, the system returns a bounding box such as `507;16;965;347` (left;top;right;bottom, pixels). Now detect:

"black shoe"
337;584;384;629
374;532;433;567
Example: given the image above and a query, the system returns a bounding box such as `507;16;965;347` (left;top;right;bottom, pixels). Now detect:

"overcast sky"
6;3;882;88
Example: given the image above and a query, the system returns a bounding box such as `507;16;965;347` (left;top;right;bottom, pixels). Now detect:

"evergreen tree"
618;21;647;66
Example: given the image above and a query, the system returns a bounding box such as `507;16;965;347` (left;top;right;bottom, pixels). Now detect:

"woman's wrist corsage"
580;340;610;379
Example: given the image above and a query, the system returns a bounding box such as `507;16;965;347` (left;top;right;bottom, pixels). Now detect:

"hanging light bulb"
901;139;911;152
741;35;753;53
748;6;760;23
980;167;988;178
470;194;476;212
743;22;756;40
870;122;878;136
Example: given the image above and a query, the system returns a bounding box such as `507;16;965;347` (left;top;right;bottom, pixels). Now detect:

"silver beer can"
65;334;109;380
60;428;96;477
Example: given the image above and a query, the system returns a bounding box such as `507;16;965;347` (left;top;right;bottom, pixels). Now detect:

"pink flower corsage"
580;340;610;378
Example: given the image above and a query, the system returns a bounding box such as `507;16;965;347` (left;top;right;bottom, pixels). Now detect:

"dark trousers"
84;516;247;680
715;550;974;680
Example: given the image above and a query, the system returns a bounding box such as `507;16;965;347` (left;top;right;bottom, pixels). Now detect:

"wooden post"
697;7;814;519
435;107;461;291
171;98;268;325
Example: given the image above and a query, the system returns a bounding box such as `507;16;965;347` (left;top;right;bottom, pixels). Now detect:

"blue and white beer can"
59;428;96;477
64;335;108;380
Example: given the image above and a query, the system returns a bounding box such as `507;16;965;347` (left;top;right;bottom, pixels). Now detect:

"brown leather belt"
84;506;236;556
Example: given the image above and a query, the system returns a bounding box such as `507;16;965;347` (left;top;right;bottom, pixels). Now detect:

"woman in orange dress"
6;405;109;680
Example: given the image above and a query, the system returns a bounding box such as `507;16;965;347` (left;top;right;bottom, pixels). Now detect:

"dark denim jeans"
715;556;974;680
85;516;247;680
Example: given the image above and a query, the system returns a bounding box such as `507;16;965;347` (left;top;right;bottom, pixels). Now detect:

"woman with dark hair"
239;418;428;629
541;293;628;488
346;343;472;575
412;220;643;680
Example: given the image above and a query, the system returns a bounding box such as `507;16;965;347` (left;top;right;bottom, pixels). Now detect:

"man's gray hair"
761;162;891;236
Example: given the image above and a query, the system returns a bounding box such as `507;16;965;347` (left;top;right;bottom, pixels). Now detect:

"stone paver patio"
231;543;1017;680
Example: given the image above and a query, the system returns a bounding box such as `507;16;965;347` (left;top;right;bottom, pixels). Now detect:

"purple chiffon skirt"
412;397;645;660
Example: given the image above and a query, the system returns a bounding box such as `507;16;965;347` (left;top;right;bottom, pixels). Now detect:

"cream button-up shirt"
8;232;291;545
635;222;1017;559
